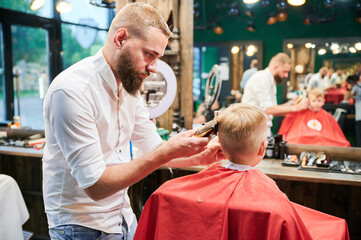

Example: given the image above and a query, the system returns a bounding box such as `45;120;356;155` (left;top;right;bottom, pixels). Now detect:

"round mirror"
141;60;177;119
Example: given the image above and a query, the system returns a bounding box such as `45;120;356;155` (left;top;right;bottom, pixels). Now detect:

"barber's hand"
159;130;210;160
163;135;225;168
194;136;226;165
293;98;308;112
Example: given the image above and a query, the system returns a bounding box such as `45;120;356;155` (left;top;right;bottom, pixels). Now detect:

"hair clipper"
194;111;220;137
194;120;218;137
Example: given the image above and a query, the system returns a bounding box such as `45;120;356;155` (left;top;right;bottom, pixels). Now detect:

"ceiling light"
261;0;270;7
30;0;46;10
287;43;293;49
194;3;201;19
244;0;260;4
56;0;72;13
231;46;240;54
244;8;254;17
228;3;240;16
246;21;256;32
247;45;257;53
277;11;288;22
287;0;306;6
267;13;277;25
318;48;326;55
330;43;339;51
356;16;361;24
349;47;357;53
332;49;340;54
305;43;312;48
324;0;335;8
295;64;304;74
303;15;311;25
213;25;224;35
355;42;361;50
246;50;255;56
311;44;316;48
276;1;287;12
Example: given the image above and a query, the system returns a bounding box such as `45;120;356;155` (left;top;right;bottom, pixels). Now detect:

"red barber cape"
134;164;349;240
278;109;350;147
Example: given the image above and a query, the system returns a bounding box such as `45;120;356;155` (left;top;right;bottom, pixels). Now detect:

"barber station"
0;0;361;240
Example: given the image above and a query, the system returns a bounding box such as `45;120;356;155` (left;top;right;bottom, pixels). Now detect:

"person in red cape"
279;87;350;147
134;103;349;240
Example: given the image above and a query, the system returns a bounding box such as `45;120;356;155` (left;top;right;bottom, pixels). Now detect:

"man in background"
242;52;307;136
240;59;258;91
307;66;334;91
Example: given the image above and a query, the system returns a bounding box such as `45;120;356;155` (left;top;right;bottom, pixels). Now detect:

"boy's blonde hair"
308;87;324;98
216;103;267;160
108;2;172;41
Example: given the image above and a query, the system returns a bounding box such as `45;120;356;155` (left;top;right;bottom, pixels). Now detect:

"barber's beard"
274;74;283;85
115;47;148;96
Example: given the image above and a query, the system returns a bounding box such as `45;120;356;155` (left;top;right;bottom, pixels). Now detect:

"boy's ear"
257;140;267;157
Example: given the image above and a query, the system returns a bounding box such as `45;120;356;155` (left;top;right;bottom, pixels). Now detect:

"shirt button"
118;222;121;226
118;149;121;153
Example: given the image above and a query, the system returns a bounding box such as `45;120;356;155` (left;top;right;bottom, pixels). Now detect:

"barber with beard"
42;3;223;240
242;53;308;136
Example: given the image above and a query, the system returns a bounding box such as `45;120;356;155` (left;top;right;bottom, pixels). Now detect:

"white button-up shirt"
242;68;277;129
42;49;162;233
307;73;330;91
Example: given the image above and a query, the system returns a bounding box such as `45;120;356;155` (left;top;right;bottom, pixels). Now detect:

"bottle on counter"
279;140;287;160
273;134;283;159
265;137;274;158
12;116;21;129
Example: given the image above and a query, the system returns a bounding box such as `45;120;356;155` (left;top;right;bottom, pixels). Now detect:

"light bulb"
56;0;72;13
30;0;46;10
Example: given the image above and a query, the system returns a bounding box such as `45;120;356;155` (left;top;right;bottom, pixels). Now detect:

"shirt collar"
222;160;252;171
93;49;122;100
264;68;275;85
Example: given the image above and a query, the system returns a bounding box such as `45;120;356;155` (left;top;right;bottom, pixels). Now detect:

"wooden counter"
180;159;361;187
0;146;43;158
1;146;360;239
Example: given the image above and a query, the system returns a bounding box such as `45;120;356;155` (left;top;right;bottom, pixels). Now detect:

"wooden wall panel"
179;0;194;129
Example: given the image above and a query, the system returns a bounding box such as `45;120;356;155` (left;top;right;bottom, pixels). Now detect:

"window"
0;0;113;129
0;0;53;18
60;1;111;29
60;0;111;69
62;23;107;69
12;25;49;129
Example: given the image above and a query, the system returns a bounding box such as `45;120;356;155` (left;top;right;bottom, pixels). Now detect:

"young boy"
279;87;350;147
134;103;349;240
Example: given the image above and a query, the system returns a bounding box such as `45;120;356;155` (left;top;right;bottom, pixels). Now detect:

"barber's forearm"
85;150;167;201
84;131;210;200
165;138;223;168
264;104;293;116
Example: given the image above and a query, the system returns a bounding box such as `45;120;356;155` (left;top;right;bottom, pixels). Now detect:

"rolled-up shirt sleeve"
47;89;106;189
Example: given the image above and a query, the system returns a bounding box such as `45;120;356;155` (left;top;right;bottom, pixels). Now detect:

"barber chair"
333;108;348;131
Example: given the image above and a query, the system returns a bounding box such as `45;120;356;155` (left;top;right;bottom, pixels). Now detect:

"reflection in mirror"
281;37;361;148
193;41;263;111
142;73;167;109
141;60;177;119
283;37;361;93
